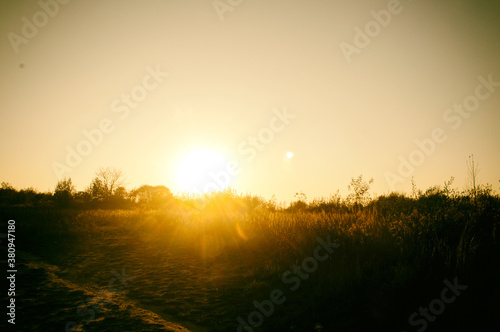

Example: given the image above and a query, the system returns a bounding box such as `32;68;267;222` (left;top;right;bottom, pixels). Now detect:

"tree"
0;182;16;205
87;177;106;201
113;186;128;199
1;182;14;190
347;175;374;206
87;167;125;201
74;190;91;204
96;167;124;197
130;185;173;208
54;178;76;206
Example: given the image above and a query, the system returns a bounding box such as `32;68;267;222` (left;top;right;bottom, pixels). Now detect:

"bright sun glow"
286;152;294;158
176;149;229;194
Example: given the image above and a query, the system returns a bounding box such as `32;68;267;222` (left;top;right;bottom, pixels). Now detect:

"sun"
286;151;293;158
176;149;229;194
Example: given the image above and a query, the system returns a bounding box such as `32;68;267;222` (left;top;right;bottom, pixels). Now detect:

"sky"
1;0;499;203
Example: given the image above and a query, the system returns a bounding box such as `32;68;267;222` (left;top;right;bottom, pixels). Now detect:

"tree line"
1;167;173;209
1;158;498;211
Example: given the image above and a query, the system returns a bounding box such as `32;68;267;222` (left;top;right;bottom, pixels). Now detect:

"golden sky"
1;0;499;202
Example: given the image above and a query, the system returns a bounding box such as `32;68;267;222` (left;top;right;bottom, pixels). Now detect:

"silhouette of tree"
74;190;91;205
113;186;128;199
347;175;374;206
130;185;173;208
1;182;14;190
0;182;17;206
19;187;37;206
54;178;76;207
87;167;125;201
87;177;106;201
0;184;52;206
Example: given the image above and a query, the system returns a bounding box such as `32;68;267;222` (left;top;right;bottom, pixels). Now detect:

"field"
2;189;500;331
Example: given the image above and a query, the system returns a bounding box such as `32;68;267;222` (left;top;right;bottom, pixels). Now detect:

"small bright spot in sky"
1;1;500;201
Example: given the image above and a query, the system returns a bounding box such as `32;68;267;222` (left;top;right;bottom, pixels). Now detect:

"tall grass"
2;188;499;331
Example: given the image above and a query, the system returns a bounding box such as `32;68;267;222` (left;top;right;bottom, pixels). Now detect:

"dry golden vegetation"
1;184;500;331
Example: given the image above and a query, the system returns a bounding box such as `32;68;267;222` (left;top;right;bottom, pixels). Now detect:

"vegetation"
1;169;499;331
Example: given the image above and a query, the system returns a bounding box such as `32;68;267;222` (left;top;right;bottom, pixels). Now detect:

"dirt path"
5;249;194;331
10;229;252;331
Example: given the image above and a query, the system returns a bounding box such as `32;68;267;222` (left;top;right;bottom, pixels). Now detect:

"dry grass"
3;190;499;331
